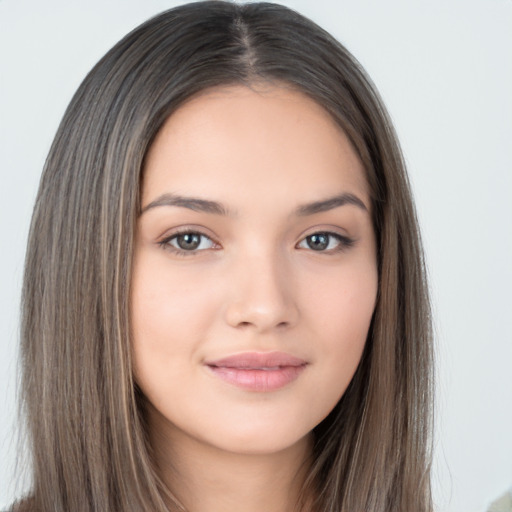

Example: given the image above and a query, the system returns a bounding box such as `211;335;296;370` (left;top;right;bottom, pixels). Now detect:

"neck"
148;410;314;512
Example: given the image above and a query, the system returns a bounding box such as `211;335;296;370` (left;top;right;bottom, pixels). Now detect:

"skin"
131;84;378;512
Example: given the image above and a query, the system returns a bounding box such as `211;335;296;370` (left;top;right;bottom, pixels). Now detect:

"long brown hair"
17;2;433;511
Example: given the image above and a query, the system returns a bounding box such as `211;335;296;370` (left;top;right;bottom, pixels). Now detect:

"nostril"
224;294;299;332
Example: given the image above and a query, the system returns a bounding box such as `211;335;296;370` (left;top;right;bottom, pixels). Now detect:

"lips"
205;352;307;392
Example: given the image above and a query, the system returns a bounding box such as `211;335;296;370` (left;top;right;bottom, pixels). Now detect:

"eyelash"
158;229;219;257
158;229;355;256
296;232;355;253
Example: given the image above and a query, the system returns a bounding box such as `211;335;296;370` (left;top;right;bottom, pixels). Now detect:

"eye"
297;232;354;252
161;231;217;253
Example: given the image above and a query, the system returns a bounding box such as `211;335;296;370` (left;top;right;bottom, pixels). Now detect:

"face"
131;85;378;456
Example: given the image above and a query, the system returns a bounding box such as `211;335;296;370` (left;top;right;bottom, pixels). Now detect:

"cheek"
325;283;375;348
309;260;377;337
130;256;220;382
305;263;377;391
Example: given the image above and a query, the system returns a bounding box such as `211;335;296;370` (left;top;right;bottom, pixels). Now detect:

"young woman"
12;2;433;511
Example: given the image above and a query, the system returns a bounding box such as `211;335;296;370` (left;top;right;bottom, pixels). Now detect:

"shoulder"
487;489;512;512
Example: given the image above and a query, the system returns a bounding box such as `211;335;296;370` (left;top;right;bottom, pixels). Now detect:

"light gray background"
1;1;511;510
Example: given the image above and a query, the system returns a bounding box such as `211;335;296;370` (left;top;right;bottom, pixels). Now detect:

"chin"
191;413;316;456
207;428;312;457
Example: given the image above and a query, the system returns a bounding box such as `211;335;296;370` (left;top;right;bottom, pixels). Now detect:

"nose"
224;251;299;333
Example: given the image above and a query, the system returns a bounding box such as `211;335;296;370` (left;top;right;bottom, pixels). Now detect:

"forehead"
142;84;369;210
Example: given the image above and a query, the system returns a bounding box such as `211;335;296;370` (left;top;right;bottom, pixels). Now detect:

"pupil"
308;234;329;251
178;233;200;250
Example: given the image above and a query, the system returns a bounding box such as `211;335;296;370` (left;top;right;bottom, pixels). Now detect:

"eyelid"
158;226;221;256
157;224;218;243
295;229;355;253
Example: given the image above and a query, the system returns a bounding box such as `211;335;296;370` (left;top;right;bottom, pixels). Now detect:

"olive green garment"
487;489;512;512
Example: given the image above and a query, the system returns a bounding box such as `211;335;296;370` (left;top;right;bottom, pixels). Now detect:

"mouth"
204;352;308;392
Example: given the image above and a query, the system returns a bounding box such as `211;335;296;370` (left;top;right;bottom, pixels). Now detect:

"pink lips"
205;352;307;392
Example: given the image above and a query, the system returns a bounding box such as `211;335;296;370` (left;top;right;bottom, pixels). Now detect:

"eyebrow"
295;193;368;216
140;192;368;217
140;193;230;216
